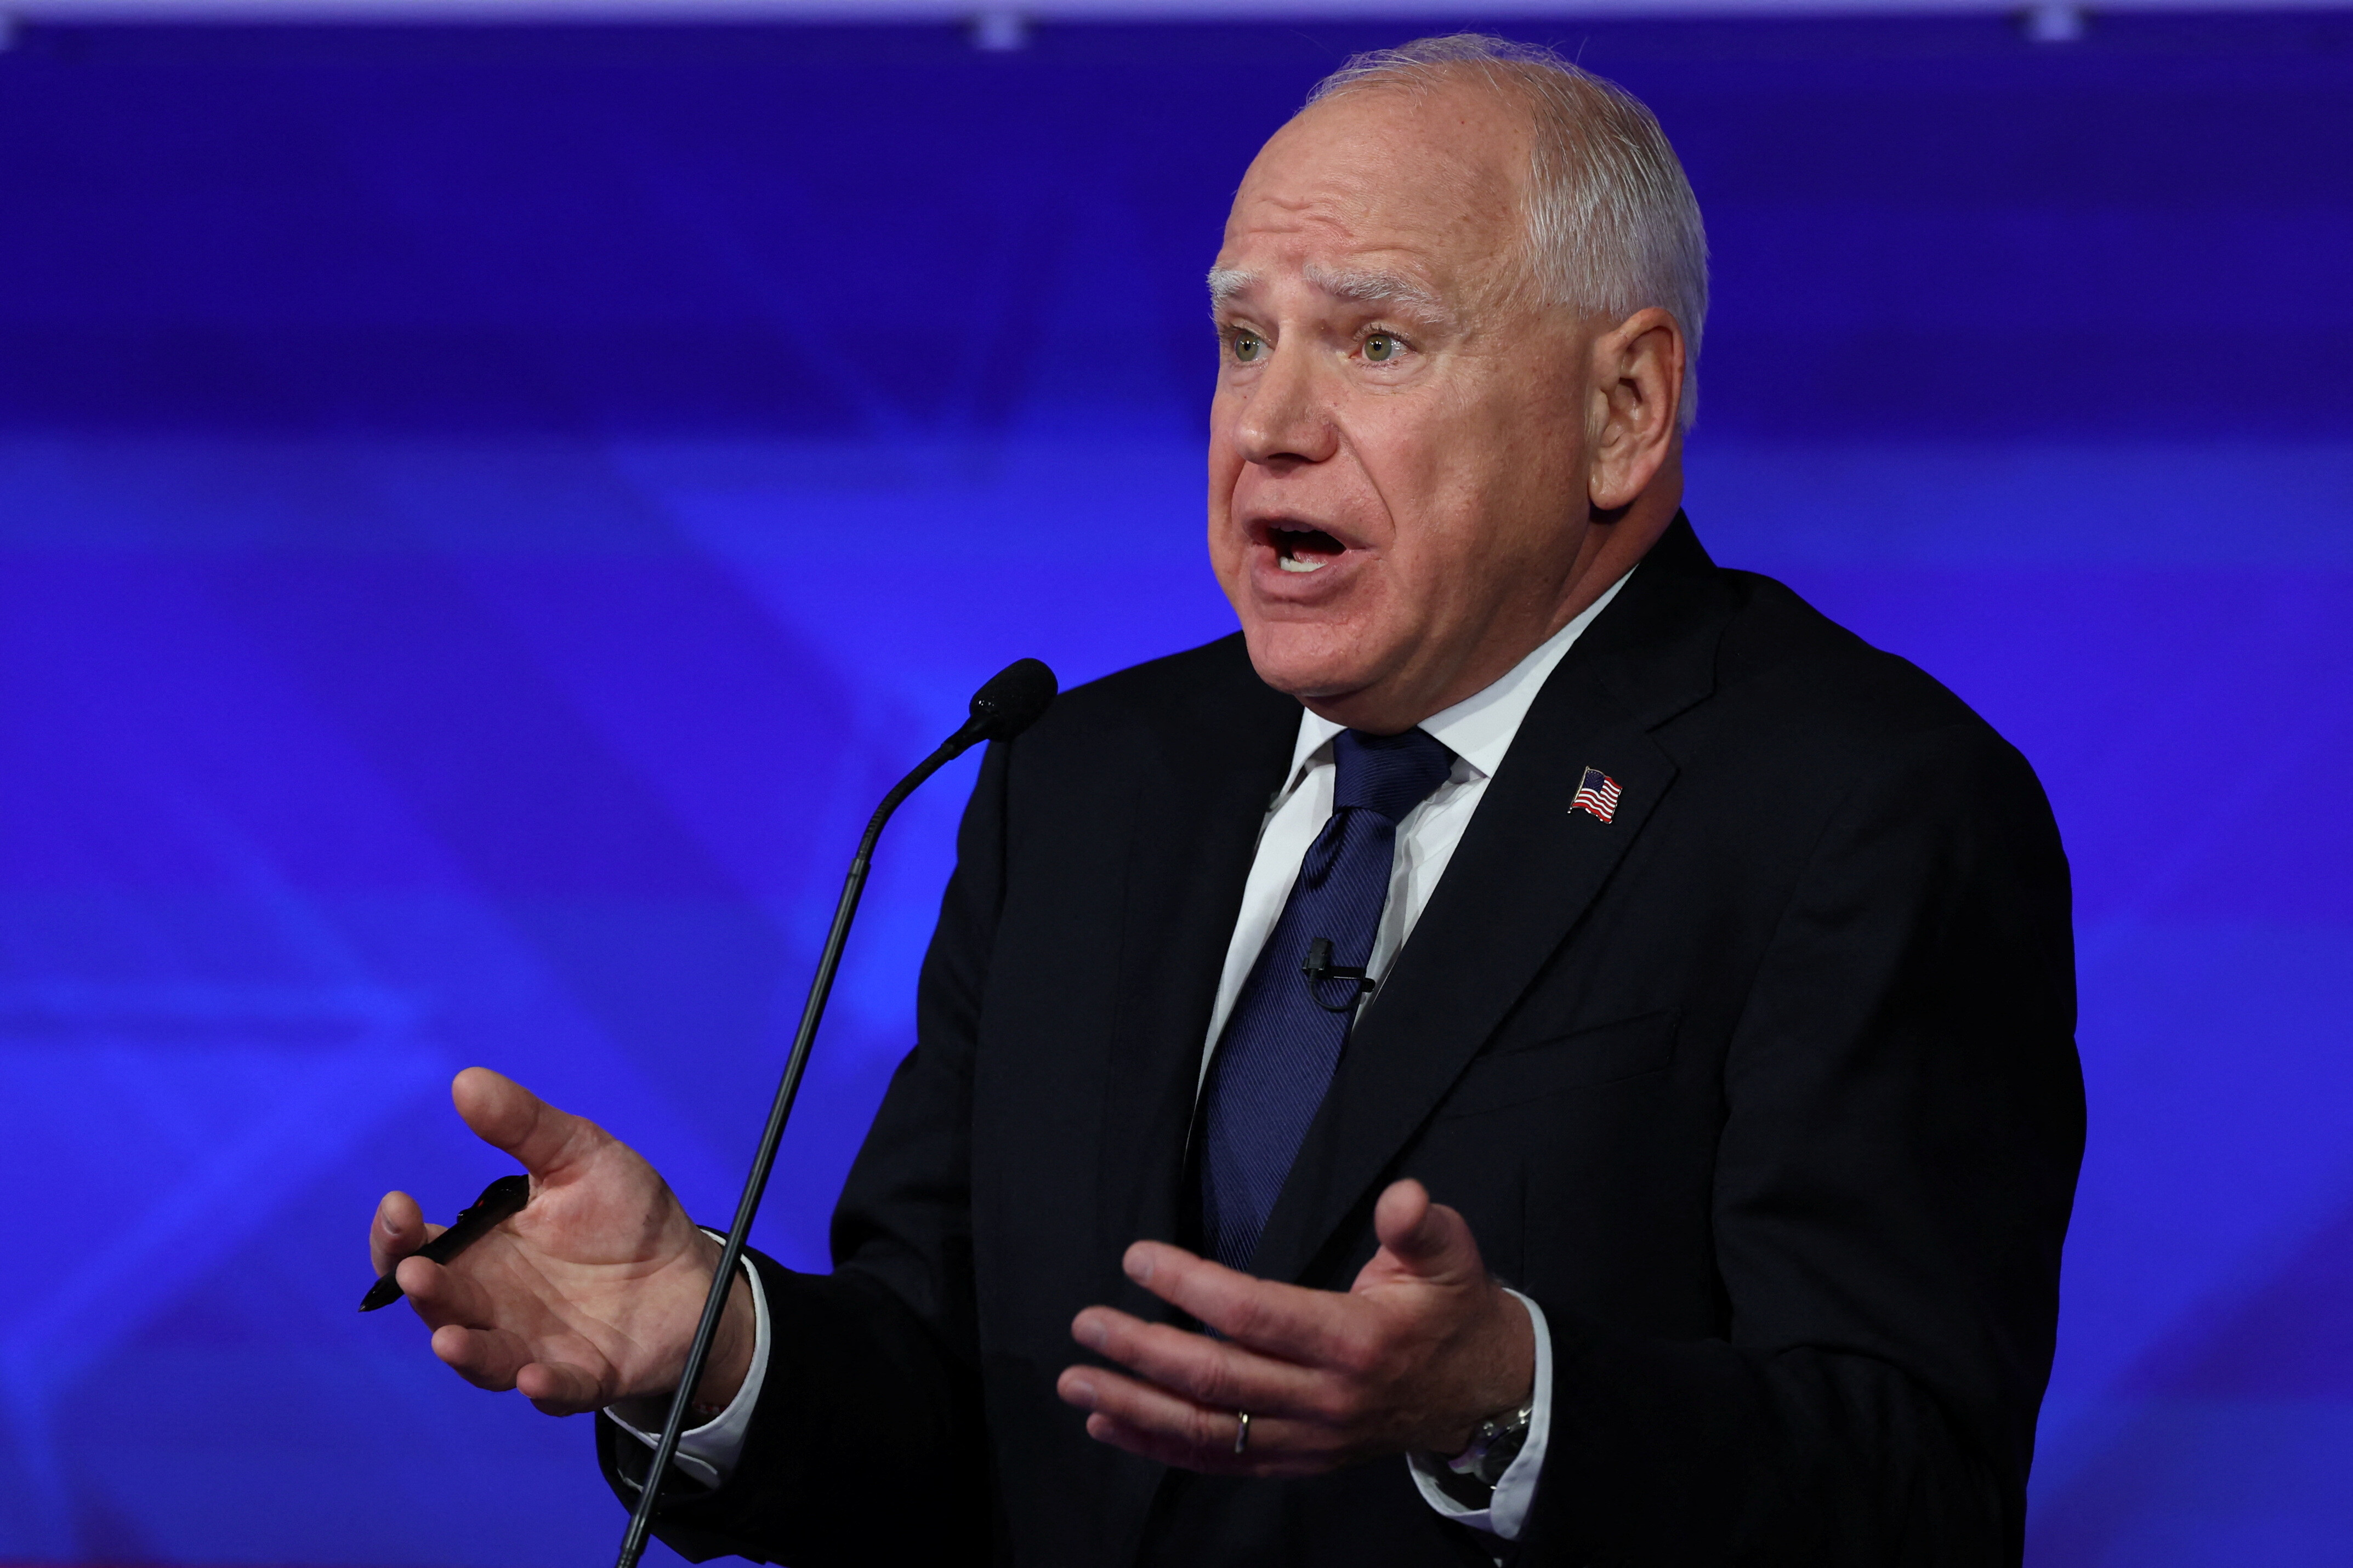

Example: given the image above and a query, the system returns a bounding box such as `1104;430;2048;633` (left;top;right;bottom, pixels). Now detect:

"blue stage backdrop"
0;15;2346;1566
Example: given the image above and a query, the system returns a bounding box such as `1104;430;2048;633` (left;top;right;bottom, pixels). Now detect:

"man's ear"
1586;306;1685;516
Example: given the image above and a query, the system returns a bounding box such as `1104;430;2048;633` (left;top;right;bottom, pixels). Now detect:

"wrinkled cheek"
1205;437;1244;514
1203;458;1249;592
1209;542;1251;617
1204;529;1254;625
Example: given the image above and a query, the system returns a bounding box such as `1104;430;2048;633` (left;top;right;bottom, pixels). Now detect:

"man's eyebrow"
1206;263;1453;323
1303;264;1451;318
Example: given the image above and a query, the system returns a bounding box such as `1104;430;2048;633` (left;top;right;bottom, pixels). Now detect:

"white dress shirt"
607;1230;771;1492
615;571;1634;1543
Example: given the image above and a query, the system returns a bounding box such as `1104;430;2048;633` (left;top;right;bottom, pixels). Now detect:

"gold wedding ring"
1233;1411;1251;1455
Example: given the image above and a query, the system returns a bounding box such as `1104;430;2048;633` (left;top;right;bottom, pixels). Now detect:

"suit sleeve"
1515;721;2084;1567
593;739;1012;1566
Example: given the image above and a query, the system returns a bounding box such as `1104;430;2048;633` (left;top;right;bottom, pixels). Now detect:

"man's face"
1208;82;1597;728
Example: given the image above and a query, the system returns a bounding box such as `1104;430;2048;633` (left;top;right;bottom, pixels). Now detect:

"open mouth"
1271;526;1347;574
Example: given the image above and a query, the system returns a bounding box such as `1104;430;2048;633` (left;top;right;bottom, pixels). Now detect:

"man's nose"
1231;343;1339;467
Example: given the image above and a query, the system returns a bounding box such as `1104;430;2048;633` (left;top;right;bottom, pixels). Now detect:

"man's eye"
1230;332;1265;363
1363;333;1401;363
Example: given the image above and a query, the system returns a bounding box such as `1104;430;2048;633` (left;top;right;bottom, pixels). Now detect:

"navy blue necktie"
1198;726;1455;1272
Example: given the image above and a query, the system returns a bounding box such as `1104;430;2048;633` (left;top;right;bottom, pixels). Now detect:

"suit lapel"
1084;641;1299;1568
1092;640;1300;1271
1248;516;1734;1286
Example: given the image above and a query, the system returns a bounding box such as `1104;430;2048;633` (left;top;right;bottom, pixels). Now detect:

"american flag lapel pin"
1570;766;1622;824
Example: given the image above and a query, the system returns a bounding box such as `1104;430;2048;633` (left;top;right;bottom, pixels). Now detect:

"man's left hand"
1055;1179;1534;1478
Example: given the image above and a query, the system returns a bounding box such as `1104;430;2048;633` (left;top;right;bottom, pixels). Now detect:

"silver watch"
1445;1399;1536;1490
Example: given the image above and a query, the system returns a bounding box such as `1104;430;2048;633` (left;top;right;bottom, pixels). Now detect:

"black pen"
360;1173;532;1312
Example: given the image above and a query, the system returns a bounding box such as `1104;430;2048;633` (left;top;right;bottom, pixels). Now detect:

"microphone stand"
614;659;1055;1568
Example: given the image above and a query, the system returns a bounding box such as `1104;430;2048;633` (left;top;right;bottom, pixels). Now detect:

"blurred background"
0;2;2346;1564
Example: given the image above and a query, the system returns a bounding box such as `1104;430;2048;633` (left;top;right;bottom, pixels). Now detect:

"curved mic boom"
616;658;1058;1568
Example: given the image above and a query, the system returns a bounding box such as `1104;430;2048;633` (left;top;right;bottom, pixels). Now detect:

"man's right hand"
370;1066;755;1421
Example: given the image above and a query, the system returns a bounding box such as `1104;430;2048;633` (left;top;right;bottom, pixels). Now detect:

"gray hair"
1308;35;1710;430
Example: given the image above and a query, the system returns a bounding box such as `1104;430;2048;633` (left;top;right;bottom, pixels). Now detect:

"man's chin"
1238;622;1389;708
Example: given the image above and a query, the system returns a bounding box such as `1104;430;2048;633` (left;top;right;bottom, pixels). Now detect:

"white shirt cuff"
1407;1288;1553;1541
605;1236;771;1491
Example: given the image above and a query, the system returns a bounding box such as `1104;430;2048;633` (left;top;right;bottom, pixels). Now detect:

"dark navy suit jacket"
600;516;2085;1566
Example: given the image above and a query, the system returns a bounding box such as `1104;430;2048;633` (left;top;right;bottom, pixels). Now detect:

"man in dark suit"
368;35;2082;1566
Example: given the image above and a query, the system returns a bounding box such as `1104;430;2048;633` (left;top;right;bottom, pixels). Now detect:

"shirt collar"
1279;566;1636;797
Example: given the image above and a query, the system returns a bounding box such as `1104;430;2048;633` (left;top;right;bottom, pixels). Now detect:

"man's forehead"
1215;87;1527;294
1210;201;1495;318
1252;76;1530;188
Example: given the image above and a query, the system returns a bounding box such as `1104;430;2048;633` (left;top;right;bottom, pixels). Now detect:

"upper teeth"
1278;553;1328;573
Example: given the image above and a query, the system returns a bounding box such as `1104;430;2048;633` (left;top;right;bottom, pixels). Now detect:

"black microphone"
616;657;1058;1568
958;655;1058;746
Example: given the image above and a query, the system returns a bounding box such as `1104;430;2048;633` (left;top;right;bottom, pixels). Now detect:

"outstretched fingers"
1071;1187;1521;1476
1122;1242;1364;1367
428;1322;610;1413
450;1066;603;1182
1057;1365;1338;1478
395;1250;507;1333
515;1358;612;1417
429;1321;531;1390
1073;1307;1329;1419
